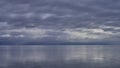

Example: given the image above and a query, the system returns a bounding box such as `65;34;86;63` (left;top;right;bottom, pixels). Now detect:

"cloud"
64;28;112;40
40;13;56;20
0;0;120;44
0;26;120;44
1;28;49;39
99;25;120;31
0;34;11;38
0;22;10;29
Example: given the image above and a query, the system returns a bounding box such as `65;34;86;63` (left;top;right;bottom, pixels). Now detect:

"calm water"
0;45;120;68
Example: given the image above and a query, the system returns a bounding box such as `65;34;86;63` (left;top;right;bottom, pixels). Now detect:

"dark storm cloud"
0;0;120;28
0;0;120;44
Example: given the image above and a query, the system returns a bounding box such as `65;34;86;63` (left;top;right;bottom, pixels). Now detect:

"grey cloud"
0;0;120;28
0;0;120;44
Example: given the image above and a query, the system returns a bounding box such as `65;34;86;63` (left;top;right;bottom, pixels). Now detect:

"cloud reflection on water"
0;45;120;67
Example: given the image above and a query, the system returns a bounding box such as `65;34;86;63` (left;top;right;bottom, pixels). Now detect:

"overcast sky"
0;0;120;45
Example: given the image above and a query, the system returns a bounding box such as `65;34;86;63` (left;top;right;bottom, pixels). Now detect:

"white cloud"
8;12;57;20
0;22;10;28
0;34;11;38
64;30;99;39
0;34;25;38
15;35;25;38
40;13;56;20
75;28;113;34
63;28;112;41
1;27;120;42
3;28;53;39
99;25;120;30
8;12;35;18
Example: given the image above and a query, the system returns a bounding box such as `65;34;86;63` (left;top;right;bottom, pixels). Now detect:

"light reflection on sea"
0;45;120;68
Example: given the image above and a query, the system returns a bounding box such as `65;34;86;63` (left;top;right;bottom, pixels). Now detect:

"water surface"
0;45;120;68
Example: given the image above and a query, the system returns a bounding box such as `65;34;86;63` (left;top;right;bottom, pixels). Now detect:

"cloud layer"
0;0;120;44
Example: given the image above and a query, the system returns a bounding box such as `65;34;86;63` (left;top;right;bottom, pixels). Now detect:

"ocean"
0;45;120;68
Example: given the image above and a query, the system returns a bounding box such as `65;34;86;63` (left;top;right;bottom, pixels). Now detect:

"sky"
0;0;120;45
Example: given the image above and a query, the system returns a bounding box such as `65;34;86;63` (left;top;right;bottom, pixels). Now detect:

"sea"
0;45;120;68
